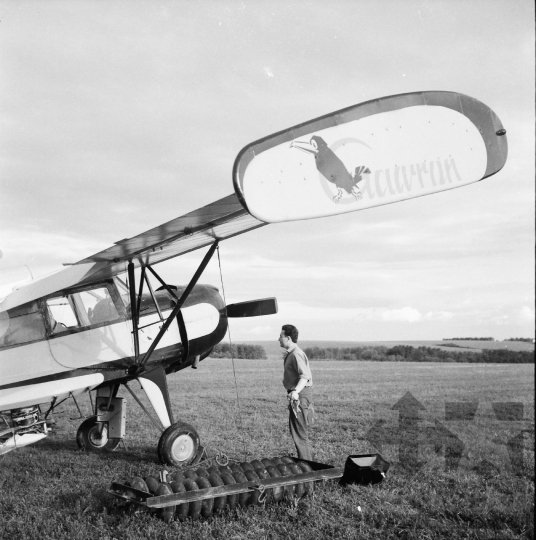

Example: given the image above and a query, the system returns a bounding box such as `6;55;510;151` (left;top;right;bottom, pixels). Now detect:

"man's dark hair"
282;324;299;343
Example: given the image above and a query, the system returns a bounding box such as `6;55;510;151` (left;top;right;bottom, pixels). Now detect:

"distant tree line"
442;337;534;343
211;343;267;359
303;345;534;364
443;337;495;341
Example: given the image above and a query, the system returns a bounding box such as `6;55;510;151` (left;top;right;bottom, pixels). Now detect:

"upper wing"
0;194;265;310
78;193;264;269
234;91;507;223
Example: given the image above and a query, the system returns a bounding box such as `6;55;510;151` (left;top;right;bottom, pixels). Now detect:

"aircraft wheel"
157;421;200;467
76;417;120;452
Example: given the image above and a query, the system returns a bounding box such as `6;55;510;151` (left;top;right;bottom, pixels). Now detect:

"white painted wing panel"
233;91;507;223
240;106;487;223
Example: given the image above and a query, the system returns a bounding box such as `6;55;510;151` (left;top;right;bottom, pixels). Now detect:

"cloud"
488;306;535;328
245;325;273;335
0;228;105;273
518;306;535;323
278;301;424;323
379;307;422;322
424;311;454;321
491;314;510;326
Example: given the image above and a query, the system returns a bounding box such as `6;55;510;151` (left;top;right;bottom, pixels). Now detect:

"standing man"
279;324;314;461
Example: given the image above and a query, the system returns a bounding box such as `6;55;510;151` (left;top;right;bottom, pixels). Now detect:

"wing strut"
128;241;219;376
144;265;190;361
136;265;147;322
127;261;140;360
144;271;164;321
146;266;179;301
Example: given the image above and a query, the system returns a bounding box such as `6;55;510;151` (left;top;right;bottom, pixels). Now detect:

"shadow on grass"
38;436;161;465
38;436;79;451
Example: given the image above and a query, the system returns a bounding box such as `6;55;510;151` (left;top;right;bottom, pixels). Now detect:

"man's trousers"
288;387;313;461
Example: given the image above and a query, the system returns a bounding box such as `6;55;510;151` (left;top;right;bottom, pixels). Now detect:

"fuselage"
0;279;227;410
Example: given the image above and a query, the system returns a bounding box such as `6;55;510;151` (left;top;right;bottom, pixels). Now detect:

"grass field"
1;359;534;539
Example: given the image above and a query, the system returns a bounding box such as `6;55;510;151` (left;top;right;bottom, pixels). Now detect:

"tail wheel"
76;417;120;452
157;422;200;467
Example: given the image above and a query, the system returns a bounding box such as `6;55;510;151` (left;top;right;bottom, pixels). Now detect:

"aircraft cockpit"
45;283;124;335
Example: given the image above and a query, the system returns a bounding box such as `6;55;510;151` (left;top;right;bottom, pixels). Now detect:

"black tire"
253;467;272;504
169;470;186;483
244;469;261;505
277;464;295;498
145;476;160;494
157;422;200;467
155;484;175;523
230;463;244;474
130;477;149;493
287;463;305;498
196;476;214;518
220;473;238;510
296;461;315;495
265;466;284;502
76;417;120;452
250;459;264;470
195;467;209;478
231;470;250;507
240;461;255;473
208;473;226;514
218;465;233;475
184;479;202;519
170;481;189;522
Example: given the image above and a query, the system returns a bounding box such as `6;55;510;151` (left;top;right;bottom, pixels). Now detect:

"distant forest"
303;345;534;364
211;343;267;359
443;337;495;341
443;337;534;343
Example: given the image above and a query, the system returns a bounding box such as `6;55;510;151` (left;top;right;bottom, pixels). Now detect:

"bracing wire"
216;245;249;460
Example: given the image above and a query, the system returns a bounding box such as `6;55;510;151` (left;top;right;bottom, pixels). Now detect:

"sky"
0;1;534;342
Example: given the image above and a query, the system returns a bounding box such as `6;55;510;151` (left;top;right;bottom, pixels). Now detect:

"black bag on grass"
339;453;390;486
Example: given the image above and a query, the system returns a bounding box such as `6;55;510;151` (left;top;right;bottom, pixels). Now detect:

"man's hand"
289;390;300;401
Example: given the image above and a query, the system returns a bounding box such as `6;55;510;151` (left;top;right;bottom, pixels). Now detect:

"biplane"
0;91;507;465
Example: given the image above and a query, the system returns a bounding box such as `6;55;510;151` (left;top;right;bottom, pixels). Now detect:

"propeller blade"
226;298;278;318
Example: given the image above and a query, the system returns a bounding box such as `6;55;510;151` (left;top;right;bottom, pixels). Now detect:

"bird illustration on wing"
291;135;370;203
